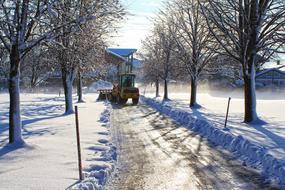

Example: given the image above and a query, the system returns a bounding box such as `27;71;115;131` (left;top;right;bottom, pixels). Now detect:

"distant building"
42;71;62;87
106;48;138;75
106;48;144;84
256;57;285;86
256;66;285;86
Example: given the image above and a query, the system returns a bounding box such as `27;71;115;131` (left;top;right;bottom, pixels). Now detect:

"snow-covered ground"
0;93;115;190
144;88;285;159
142;85;285;185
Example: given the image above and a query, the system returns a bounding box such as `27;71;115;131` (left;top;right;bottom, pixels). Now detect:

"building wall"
256;70;285;85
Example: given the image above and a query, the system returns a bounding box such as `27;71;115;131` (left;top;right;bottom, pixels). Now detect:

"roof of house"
256;66;285;78
106;49;126;62
262;62;285;70
107;48;137;57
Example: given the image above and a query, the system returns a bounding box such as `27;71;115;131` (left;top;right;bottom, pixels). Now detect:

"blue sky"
111;0;164;49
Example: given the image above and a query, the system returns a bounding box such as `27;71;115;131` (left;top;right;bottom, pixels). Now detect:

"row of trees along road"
0;0;125;144
141;0;285;123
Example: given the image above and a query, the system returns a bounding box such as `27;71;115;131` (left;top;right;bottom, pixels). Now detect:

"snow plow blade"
97;89;112;101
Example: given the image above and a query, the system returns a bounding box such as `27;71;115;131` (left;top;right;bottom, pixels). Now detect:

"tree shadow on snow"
21;115;63;137
0;114;64;149
153;98;285;151
0;101;66;148
190;107;285;151
142;105;279;189
249;120;285;150
0;142;34;158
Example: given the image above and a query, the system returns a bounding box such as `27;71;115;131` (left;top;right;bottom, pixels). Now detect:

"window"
121;75;135;87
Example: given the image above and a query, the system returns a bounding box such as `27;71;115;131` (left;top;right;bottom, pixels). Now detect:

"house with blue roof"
107;48;137;58
106;48;138;75
256;55;285;86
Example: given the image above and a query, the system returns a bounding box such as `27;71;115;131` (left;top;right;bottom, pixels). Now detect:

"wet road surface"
105;104;278;190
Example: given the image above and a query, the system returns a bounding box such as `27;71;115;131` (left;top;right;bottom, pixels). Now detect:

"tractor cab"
120;74;135;88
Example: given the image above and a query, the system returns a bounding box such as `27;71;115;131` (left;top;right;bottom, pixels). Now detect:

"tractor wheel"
132;98;139;105
121;98;128;104
116;96;120;104
117;96;127;105
109;94;116;103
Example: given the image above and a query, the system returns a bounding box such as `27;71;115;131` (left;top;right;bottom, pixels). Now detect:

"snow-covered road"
106;103;277;190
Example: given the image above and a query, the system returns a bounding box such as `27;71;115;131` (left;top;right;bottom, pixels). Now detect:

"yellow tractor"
110;73;139;105
97;48;140;104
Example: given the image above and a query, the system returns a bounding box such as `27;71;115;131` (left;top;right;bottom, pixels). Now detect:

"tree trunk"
190;78;197;108
62;71;74;114
30;66;37;89
155;78;159;97
163;79;168;100
8;46;24;144
244;70;257;123
77;71;84;103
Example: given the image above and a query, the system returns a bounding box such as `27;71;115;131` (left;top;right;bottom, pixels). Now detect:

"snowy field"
0;93;115;190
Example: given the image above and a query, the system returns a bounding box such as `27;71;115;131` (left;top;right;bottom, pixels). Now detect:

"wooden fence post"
75;106;83;180
224;97;231;129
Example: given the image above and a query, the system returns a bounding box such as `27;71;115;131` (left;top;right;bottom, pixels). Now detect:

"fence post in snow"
224;97;231;129
75;106;83;180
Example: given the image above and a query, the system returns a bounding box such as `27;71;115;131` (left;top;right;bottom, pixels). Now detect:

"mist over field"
140;82;285;100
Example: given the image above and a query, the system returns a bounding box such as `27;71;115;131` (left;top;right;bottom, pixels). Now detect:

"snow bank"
88;80;113;92
141;96;285;185
69;103;117;190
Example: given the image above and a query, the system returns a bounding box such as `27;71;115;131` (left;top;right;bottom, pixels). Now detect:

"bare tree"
140;36;163;97
21;45;55;89
75;31;106;103
150;20;177;101
50;0;124;113
0;0;66;143
205;54;242;83
166;0;216;107
73;17;117;103
74;0;116;103
0;0;123;143
142;60;161;98
0;46;9;84
200;0;285;122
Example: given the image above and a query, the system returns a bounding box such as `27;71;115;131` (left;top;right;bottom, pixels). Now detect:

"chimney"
277;60;280;65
